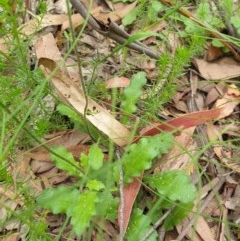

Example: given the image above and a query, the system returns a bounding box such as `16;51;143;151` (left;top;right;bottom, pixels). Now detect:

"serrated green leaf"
119;132;173;183
144;170;196;203
86;179;105;191
122;5;140;26
37;186;79;216
212;39;225;48
121;72;146;115
51;146;81;176
96;192;118;220
71;191;98;237
80;152;88;169
164;202;194;230
231;16;240;29
196;2;210;21
88;144;104;170
57;104;81;124
147;0;162;22
125;208;157;241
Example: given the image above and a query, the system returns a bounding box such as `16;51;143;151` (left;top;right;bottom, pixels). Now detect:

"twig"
70;0;160;59
119;166;124;241
117;149;124;241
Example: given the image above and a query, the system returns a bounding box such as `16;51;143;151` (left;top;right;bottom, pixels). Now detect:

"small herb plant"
37;132;197;238
36;72;196;238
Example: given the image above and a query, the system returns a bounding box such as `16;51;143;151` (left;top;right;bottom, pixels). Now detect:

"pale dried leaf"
158;127;197;172
34;33;130;146
106;77;130;88
193;57;240;80
193;217;216;241
20;14;68;35
61;7;102;32
205;83;226;106
35;33;62;61
54;0;69;14
215;84;240;119
31;160;55;173
29;144;91;162
3;233;19;241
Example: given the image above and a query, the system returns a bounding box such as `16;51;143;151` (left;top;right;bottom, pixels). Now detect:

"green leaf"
71;191;98;237
51;146;81;176
147;0;162;22
196;2;210;21
118;132;173;183
96;192;118;220
144;170;196;203
37;186;79;216
86;179;105;191
80;143;104;171
88;143;104;170
121;71;147;124
57;104;81;124
212;39;225;48
231;16;240;33
80;152;89;169
125;208;157;241
164;202;194;230
122;5;140;26
122;71;146;114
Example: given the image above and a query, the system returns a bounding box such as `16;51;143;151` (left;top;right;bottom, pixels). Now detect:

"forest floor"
0;0;240;240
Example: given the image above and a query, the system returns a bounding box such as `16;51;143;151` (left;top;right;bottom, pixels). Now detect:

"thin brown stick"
70;0;160;59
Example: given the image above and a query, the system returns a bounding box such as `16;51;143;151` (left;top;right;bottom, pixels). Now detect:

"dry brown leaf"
172;92;189;112
118;177;142;235
193;217;216;241
106;77;130;88
61;2;137;32
0;37;9;53
61;7;102;32
197;81;216;93
29;144;92;163
43;129;90;148
3;233;19;241
205;83;226;106
34;33;130;147
21;14;68;35
158;127;197;172
215;84;240;119
206;44;224;62
99;1;137;23
35;33;62;61
207;122;240;172
31;160;55;173
193;57;240;80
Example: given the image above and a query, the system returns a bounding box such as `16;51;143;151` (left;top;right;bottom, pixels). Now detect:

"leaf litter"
1;0;240;240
